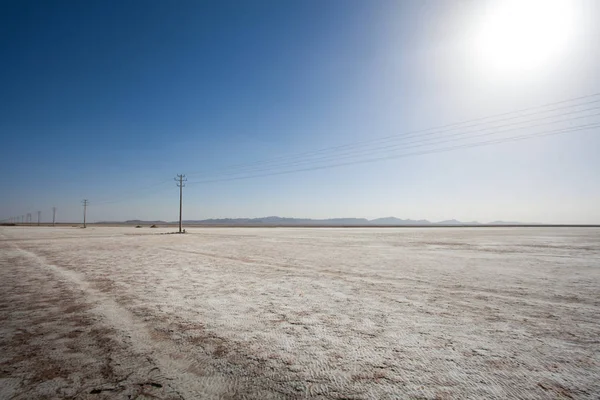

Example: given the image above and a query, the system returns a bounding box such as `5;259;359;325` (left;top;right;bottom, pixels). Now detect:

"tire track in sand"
6;240;284;399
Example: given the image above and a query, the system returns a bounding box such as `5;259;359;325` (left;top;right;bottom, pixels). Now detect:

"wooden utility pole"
37;211;41;226
174;174;186;233
82;199;88;228
52;207;56;227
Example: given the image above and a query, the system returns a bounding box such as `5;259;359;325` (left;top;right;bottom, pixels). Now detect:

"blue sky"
1;0;599;223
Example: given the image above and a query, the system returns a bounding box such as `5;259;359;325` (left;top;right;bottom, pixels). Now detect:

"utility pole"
82;199;89;228
52;207;56;227
27;213;31;224
174;174;187;233
37;211;41;226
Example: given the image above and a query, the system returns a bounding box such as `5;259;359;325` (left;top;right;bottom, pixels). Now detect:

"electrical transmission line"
186;92;600;178
188;105;600;180
187;122;599;185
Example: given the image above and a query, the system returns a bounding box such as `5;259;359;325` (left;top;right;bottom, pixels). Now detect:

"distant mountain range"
107;217;538;226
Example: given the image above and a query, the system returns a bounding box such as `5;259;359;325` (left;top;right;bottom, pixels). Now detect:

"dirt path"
0;237;287;399
0;238;190;399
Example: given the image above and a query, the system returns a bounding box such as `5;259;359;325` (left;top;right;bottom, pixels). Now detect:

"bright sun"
475;0;577;75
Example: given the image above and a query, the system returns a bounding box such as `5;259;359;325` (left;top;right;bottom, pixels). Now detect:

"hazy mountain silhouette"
488;220;539;225
176;217;529;226
100;217;535;226
370;217;431;225
187;217;372;226
436;219;465;226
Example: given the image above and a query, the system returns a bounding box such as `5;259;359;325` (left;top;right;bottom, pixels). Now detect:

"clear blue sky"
1;0;599;223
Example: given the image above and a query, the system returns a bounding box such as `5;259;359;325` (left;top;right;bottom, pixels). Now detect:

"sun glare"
475;0;577;75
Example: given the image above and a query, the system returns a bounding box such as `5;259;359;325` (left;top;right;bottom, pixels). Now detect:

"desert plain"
1;226;599;399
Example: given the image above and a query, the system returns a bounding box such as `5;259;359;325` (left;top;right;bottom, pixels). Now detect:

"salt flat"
1;226;599;399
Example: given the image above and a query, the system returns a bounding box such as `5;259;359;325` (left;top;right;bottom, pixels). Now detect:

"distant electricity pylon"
82;199;89;228
37;211;41;226
53;207;56;227
175;174;187;233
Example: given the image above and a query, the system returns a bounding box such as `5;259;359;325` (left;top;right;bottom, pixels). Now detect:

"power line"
188;106;600;179
187;122;599;185
186;92;600;177
185;113;600;184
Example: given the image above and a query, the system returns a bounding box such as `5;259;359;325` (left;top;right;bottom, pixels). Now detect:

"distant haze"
103;216;544;227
